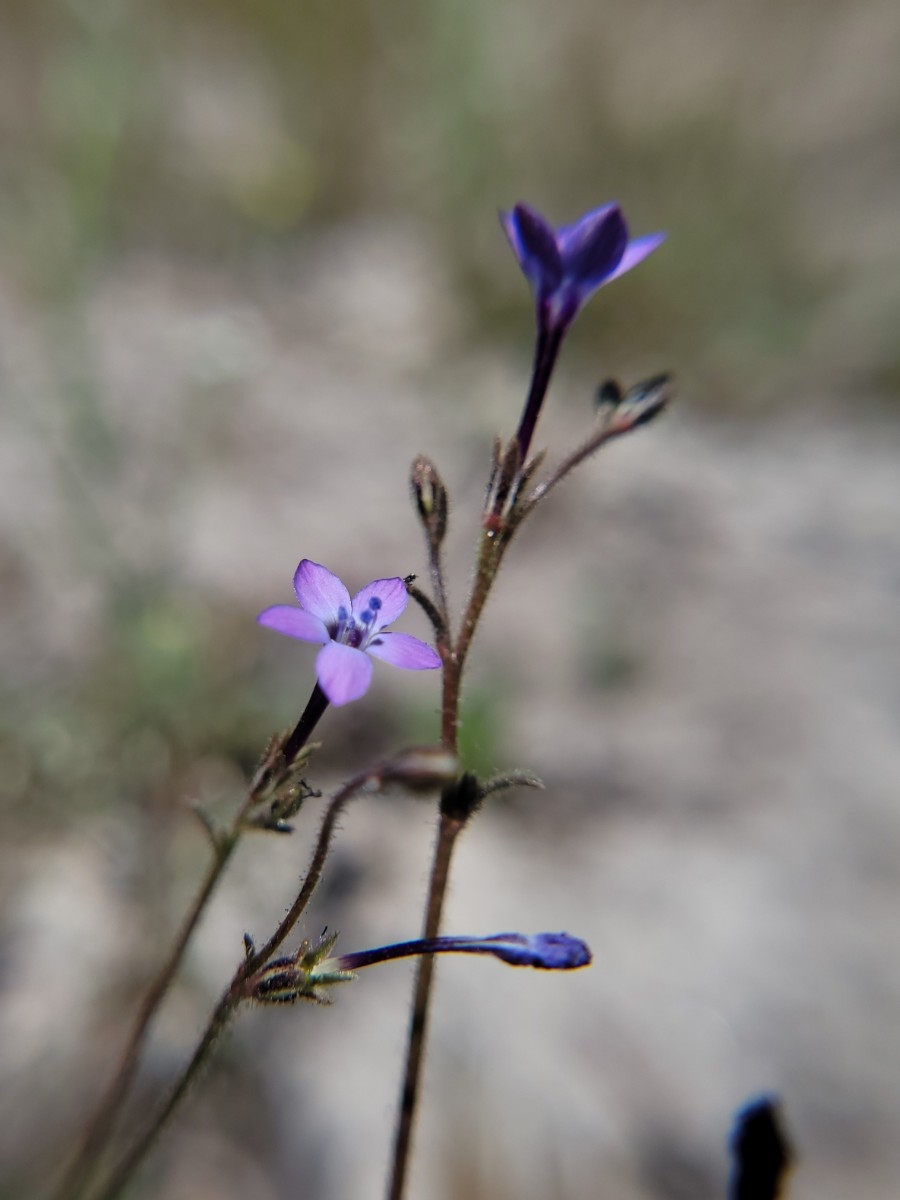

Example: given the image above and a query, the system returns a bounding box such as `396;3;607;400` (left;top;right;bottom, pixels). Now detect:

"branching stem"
86;766;377;1200
55;686;329;1200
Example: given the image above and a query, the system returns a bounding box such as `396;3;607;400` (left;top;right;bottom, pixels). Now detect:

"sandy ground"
2;220;900;1199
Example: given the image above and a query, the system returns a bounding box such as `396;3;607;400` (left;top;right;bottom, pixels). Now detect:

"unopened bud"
595;378;624;411
251;958;315;1005
410;455;448;547
245;931;354;1005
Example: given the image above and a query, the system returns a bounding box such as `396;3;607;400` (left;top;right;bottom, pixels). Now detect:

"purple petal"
316;642;373;706
365;631;441;671
293;560;351;625
558;204;628;287
480;932;592;970
351;576;408;632
257;605;329;644
501;204;563;292
604;231;666;284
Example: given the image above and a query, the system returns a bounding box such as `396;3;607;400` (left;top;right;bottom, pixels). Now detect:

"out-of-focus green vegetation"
0;0;846;379
2;0;897;830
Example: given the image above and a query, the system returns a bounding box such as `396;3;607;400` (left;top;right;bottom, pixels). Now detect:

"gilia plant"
54;199;668;1200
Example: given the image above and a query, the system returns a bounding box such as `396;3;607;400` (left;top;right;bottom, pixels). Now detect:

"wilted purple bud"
410;454;449;548
473;931;592;970
329;931;592;974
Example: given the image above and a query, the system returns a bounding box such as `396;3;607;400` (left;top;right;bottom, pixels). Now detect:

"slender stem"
54;837;238;1200
514;388;670;531
389;312;577;1197
88;997;238;1200
55;684;330;1200
337;935;526;972
515;322;564;462
85;766;378;1200
406;584;446;644
280;684;329;769
386;811;464;1200
428;538;449;631
455;538;502;671
240;768;376;976
387;527;502;1199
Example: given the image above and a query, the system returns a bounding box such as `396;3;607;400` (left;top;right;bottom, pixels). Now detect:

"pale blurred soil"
1;226;900;1200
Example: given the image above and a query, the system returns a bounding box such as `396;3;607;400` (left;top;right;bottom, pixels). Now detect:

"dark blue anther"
369;596;382;611
337;605;348;621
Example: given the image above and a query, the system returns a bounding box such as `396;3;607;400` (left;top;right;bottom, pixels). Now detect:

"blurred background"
2;0;900;1197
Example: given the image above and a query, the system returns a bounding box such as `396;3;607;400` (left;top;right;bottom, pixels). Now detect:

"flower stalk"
82;747;456;1200
389;199;666;1200
60;195;668;1200
54;686;330;1200
334;931;592;973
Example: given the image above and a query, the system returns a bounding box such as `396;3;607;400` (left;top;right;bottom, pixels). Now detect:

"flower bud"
246;932;355;1005
410;455;448;547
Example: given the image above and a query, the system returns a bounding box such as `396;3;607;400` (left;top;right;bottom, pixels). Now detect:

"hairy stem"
427;538;449;633
55;686;329;1200
84;766;379;1200
388;372;668;1197
387;523;503;1199
515;322;564;462
386;809;465;1200
88;996;237;1200
240;767;378;976
54;838;237;1200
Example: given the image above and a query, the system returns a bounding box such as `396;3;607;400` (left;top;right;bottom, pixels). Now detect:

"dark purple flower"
501;201;665;337
258;559;440;706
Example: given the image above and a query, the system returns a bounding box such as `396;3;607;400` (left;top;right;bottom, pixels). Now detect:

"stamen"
333;604;351;642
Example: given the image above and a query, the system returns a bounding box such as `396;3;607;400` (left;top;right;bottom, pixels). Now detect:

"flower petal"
558;203;628;288
604;231;666;284
257;605;329;643
351;576;408;632
293;560;351;625
316;641;373;705
501;204;563;293
365;631;441;671
477;932;592;970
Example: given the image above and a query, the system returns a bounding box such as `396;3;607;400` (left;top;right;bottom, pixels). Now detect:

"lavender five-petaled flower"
501;201;665;338
258;559;440;706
